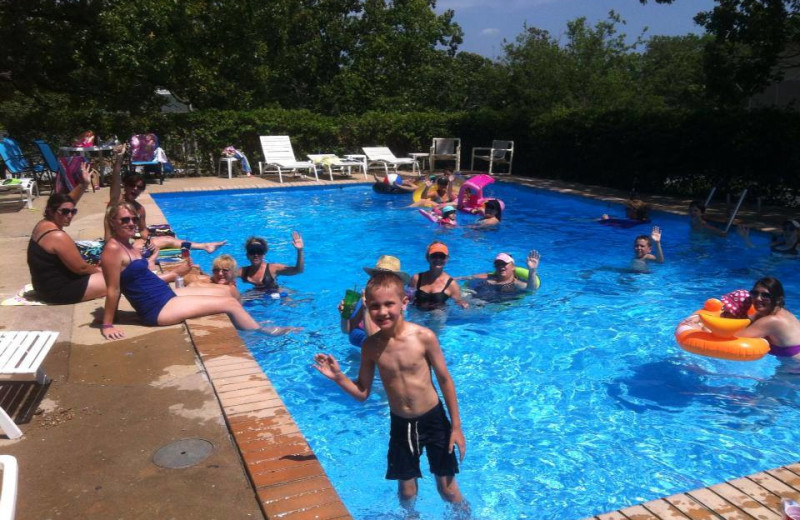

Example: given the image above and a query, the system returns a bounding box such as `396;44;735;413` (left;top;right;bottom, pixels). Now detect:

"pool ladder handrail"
704;185;748;234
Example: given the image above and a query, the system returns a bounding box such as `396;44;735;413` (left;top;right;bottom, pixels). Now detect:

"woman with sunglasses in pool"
239;232;305;293
100;202;289;340
460;250;541;296
27;163;108;304
106;146;226;253
409;241;469;310
737;277;800;359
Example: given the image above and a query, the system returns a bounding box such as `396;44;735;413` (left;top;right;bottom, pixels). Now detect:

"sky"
437;0;716;59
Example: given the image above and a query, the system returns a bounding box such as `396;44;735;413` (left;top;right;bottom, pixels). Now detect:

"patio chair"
0;331;59;439
429;138;461;172
129;134;173;185
470;140;514;175
0;137;54;192
32;139;80;194
258;136;317;183
362;146;420;176
307;154;367;181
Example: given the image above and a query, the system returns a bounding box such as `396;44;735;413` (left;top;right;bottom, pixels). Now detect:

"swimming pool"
154;183;800;519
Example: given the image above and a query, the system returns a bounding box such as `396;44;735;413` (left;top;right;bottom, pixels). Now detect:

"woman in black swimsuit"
409;241;468;310
239;232;305;293
27;164;107;304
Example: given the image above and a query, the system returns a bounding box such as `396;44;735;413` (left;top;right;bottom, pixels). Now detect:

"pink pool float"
457;174;504;213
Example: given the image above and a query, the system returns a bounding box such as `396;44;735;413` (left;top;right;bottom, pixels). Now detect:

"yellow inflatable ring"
674;299;769;361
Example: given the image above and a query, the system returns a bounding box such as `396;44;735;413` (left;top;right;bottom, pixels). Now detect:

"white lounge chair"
307;154;367;181
0;455;17;520
363;147;420;177
258;136;317;183
0;179;37;210
0;331;59;439
471;140;514;175
430;138;461;172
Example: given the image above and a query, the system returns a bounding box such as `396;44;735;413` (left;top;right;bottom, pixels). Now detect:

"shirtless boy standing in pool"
314;271;467;511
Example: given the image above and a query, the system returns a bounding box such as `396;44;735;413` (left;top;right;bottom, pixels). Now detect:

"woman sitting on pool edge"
409;241;468;310
28;163;107;304
239;232;304;294
460;251;541;295
100;202;293;339
734;277;800;359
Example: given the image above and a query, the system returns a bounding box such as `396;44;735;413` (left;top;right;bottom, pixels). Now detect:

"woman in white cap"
461;251;541;295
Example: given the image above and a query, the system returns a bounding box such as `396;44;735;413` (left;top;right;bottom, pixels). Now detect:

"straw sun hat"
363;255;411;284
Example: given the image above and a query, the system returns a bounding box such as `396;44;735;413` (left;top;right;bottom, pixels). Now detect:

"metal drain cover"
152;438;214;469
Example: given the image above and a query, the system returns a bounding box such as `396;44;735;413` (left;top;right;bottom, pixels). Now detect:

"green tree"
640;34;710;109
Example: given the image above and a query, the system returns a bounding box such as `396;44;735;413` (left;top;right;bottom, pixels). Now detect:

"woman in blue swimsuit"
737;277;800;359
100;202;266;340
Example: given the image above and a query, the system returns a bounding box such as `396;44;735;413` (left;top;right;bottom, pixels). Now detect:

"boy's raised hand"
313;353;342;380
651;226;662;243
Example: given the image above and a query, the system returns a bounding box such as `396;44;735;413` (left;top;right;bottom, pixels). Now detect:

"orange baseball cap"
427;243;449;256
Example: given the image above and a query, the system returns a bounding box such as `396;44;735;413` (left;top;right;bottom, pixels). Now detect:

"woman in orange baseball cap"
409;241;469;311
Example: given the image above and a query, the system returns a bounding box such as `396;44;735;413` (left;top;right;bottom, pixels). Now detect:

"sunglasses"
247;247;266;256
212;267;231;273
429;253;447;260
127;183;146;191
119;216;140;224
57;208;78;216
749;290;772;302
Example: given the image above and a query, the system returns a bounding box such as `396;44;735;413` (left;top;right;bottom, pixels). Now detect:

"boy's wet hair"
634;235;650;244
365;271;406;301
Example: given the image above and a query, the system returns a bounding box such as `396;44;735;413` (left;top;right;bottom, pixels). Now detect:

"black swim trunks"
386;401;459;480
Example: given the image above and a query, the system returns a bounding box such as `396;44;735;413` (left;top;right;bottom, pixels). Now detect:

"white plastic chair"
0;331;59;439
0;179;37;210
429;138;461;172
0;456;17;520
258;136;317;183
363;146;419;176
307;154;366;181
471;140;514;175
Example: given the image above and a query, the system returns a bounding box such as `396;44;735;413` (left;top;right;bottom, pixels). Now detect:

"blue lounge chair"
0;137;54;191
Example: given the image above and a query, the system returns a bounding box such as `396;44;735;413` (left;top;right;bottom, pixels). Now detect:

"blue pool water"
154;183;800;519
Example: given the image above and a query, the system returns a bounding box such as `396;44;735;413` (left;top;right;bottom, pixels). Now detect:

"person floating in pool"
688;200;728;237
314;271;468;513
474;199;502;228
372;172;418;193
409;241;468;311
239;233;304;295
600;199;651;227
736;277;800;359
339;255;411;348
461;251;541;295
631;226;664;271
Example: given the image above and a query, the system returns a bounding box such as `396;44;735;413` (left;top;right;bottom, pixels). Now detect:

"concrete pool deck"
0;172;797;519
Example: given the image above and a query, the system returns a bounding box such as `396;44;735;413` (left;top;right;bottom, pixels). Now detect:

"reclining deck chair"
0;330;59;439
259;136;317;183
307;154;366;181
33;139;79;194
0;137;53;193
129;134;172;184
363;147;420;176
470;140;514;175
429;138;461;172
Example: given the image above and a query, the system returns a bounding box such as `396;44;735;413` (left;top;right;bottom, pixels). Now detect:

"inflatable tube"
418;209;439;223
674;299;769;361
412;183;426;203
599;218;651;229
484;267;541;290
372;182;406;194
